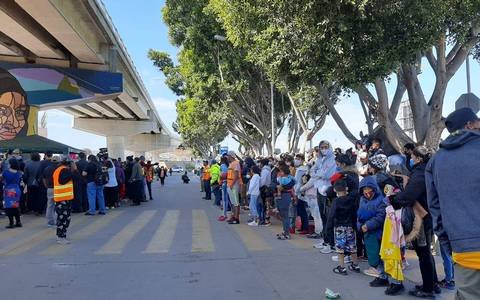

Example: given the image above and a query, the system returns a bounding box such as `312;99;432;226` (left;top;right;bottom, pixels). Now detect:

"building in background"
397;99;415;141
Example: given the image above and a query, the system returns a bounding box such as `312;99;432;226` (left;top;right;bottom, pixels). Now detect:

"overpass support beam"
106;135;125;160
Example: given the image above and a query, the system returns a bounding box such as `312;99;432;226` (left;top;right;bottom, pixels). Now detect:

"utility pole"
466;54;471;93
271;82;275;155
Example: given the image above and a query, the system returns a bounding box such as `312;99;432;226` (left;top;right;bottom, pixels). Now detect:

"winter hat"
330;172;345;185
368;154;388;170
335;154;352;166
333;179;348;192
445;107;479;133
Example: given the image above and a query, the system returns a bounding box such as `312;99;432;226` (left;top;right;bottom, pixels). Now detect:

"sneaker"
85;212;95;216
363;267;380;278
56;238;71;245
385;283;405;296
217;216;227;222
15;223;22;228
408;289;435;298
369;277;389;287
333;266;347;276
331;255;352;263
307;233;322;239
320;247;334;254
438;279;455;290
348;263;361;273
227;218;239;224
313;242;327;249
261;221;271;227
248;221;258;226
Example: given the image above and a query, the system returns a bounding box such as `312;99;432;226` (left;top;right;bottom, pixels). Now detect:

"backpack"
94;164;109;186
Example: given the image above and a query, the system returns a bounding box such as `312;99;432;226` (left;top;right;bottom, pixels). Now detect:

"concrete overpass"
0;0;180;159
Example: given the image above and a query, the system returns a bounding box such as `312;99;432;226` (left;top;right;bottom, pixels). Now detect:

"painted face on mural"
0;91;27;140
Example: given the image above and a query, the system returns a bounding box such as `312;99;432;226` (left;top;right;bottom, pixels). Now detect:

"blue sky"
46;0;480;153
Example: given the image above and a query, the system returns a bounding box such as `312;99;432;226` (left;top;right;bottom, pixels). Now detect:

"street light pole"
466;54;471;93
271;82;275;155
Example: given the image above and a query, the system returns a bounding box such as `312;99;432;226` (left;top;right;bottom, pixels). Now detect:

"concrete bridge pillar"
106;135;126;160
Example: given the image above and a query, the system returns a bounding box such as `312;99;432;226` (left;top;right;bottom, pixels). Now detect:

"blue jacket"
426;130;480;255
357;176;387;239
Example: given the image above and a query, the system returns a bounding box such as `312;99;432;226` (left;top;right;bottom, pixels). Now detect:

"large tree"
211;0;480;150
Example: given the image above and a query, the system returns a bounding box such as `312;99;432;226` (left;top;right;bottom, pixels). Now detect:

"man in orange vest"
53;155;76;245
202;160;212;200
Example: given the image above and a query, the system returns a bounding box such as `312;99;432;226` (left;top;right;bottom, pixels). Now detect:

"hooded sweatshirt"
426;129;480;269
311;145;337;196
357;176;387;239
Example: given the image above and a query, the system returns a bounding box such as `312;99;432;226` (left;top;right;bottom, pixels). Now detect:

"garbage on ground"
325;288;341;299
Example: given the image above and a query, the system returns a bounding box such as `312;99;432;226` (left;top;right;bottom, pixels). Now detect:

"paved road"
0;175;454;300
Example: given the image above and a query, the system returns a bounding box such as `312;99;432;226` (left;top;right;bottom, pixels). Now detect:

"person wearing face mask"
390;146;440;297
310;141;337;251
426;107;480;300
294;154;309;234
357;176;390;287
403;143;415;172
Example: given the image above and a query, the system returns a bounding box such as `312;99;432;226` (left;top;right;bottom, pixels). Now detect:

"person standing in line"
75;152;89;212
38;151;53;214
114;159;125;204
83;155;107;215
226;151;241;224
210;159;222;207
144;161;154;200
2;158;23;228
43;156;60;227
310;140;337;252
104;157;119;209
258;158;272;226
217;156;230;222
247;165;261;226
23;152;42;216
202;160;212;200
139;156;147;202
426;108;480;300
124;156;134;201
53;156;76;245
294;153;309;234
129;157;143;206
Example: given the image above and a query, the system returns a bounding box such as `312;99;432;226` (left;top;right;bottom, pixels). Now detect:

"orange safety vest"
227;161;239;186
203;166;211;181
53;165;74;202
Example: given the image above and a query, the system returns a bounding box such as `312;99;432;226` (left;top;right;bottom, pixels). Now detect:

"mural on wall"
0;63;122;141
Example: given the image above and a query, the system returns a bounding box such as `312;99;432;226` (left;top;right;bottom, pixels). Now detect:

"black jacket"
327;194;357;228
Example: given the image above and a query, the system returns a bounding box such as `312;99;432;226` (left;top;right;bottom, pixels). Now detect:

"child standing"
247;166;261;226
357;176;388;287
330;179;361;275
276;165;296;240
3;158;23;229
300;173;324;240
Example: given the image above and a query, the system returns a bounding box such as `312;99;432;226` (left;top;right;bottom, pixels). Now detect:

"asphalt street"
0;175;454;300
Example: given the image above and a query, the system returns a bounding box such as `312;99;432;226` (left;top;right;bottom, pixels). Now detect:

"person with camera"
53;156;76;244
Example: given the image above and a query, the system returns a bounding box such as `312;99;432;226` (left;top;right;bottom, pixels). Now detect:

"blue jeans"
222;183;230;217
276;193;291;234
440;242;455;282
87;182;106;214
212;184;222;205
249;194;259;218
257;198;265;223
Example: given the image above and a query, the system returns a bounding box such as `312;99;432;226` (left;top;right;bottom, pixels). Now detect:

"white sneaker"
363;266;380;277
56;238;71;245
248;221;258;226
320;247;334;254
332;255;352;263
313;242;326;249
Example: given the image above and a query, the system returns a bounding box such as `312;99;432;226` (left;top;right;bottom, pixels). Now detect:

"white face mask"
246;174;251;179
320;149;329;156
294;159;302;167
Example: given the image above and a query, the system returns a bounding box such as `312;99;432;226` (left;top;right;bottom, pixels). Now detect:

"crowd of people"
199;107;480;299
0;151;171;244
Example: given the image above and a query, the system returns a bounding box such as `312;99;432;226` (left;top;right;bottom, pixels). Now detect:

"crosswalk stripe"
0;216;87;256
95;210;156;255
191;209;214;252
232;224;272;251
41;210;124;256
143;210;180;254
0;217;46;244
